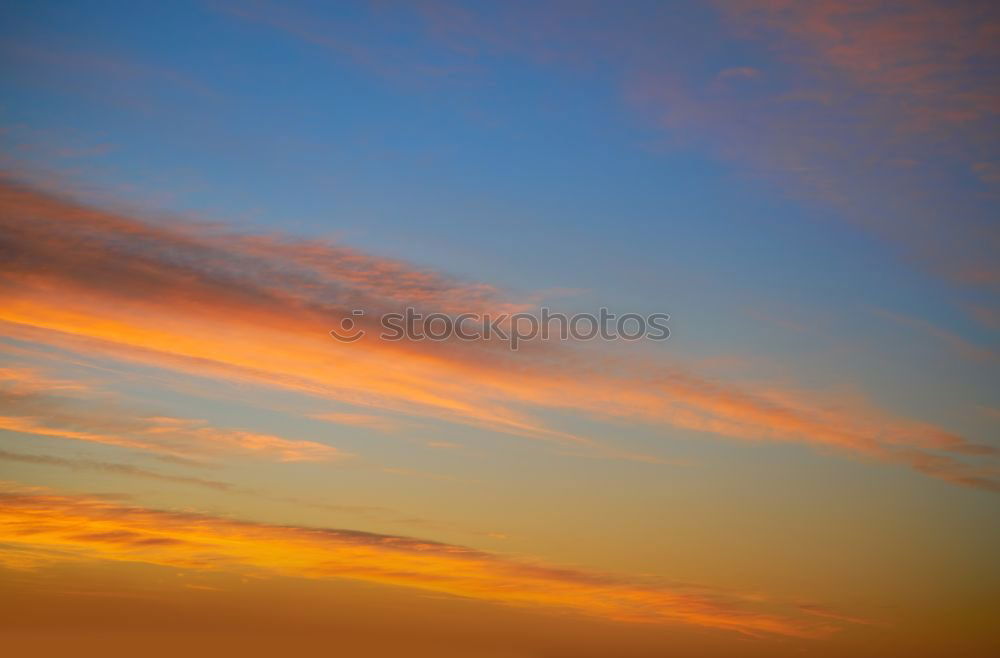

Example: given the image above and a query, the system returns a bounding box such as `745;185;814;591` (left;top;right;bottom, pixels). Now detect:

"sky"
0;1;998;656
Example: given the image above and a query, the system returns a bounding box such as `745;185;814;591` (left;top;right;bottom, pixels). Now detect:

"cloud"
0;448;503;538
1;177;996;489
0;449;233;491
0;365;346;463
0;483;855;638
703;0;1000;284
720;1;998;121
0;37;216;112
388;0;999;288
966;304;1000;330
309;412;402;433
977;406;1000;422
971;162;1000;185
716;66;760;81
0;365;94;393
873;308;999;364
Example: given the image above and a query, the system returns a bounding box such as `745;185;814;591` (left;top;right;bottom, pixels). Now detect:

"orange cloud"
0;365;95;393
0;449;504;538
1;178;996;489
0;414;344;463
0;483;850;638
0;366;345;463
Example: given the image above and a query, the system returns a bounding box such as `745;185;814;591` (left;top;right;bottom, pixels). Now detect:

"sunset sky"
1;1;998;656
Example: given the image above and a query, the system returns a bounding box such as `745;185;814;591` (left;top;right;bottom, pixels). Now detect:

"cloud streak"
0;483;853;638
1;177;996;489
0;365;346;463
0;449;233;490
372;0;999;287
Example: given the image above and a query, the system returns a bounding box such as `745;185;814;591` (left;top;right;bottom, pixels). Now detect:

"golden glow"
0;484;840;638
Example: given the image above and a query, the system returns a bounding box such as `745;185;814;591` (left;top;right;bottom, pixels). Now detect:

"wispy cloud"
308;412;403;433
0;483;858;638
0;37;216;112
211;0;482;86
0;449;503;538
0;364;346;463
721;0;999;127
1;177;996;489
0;449;233;490
966;304;1000;331
703;0;1000;284
389;0;999;287
873;308;999;364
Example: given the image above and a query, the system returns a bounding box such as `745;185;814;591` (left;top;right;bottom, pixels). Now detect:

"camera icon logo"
329;309;366;342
